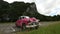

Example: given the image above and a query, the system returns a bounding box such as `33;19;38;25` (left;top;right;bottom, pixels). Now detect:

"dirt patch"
0;23;16;34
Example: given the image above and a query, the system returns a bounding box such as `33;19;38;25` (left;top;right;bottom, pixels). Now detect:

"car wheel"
35;26;39;29
22;24;26;31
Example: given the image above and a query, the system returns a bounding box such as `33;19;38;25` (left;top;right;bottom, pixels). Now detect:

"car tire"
35;26;39;29
22;24;26;31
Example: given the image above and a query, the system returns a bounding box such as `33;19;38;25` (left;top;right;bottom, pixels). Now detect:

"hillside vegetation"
0;0;60;22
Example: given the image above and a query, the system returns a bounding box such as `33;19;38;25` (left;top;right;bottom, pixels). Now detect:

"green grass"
16;22;60;34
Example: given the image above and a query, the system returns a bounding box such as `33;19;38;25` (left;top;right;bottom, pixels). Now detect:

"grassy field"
16;21;60;34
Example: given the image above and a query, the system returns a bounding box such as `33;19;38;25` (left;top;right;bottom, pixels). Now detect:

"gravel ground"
0;23;15;34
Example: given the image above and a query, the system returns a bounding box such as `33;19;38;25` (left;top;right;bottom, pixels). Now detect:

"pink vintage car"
16;16;40;30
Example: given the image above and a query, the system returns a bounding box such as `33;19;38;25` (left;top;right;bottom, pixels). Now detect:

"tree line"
0;0;60;22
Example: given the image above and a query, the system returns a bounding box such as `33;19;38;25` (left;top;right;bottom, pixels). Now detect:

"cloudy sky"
4;0;60;16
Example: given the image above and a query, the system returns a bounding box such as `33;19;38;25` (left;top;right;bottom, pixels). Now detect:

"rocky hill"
0;0;60;22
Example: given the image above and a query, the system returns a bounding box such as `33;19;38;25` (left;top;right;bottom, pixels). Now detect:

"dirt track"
0;23;15;34
0;21;60;34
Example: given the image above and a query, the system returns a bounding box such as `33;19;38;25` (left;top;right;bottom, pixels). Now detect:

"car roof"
21;16;29;18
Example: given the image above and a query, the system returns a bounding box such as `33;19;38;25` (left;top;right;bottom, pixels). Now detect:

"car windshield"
21;16;29;19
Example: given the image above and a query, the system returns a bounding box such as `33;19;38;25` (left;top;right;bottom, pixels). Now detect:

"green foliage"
0;0;60;22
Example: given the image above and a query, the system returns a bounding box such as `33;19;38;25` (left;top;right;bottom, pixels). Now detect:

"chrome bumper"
26;23;41;28
26;25;37;28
